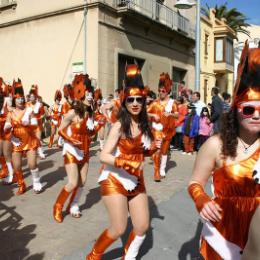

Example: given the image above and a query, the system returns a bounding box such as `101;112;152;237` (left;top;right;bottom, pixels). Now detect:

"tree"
201;2;250;36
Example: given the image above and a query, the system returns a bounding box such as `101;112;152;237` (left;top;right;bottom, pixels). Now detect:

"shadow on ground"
0;185;44;259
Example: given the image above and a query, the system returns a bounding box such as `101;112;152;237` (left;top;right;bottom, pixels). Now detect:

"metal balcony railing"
115;0;195;39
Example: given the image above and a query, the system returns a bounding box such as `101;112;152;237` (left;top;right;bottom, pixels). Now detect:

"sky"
201;0;260;25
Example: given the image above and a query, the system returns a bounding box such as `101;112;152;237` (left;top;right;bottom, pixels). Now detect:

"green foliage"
201;2;250;36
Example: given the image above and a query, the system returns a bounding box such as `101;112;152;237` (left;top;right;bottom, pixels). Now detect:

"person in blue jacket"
182;103;199;155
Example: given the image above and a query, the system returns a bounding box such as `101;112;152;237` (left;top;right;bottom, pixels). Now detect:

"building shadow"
102;195;164;259
0;202;44;260
178;220;203;260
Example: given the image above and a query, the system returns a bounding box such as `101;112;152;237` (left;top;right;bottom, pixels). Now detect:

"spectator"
191;91;207;116
146;90;156;106
182;103;199;155
198;107;213;149
171;96;188;151
210;87;223;134
222;92;231;113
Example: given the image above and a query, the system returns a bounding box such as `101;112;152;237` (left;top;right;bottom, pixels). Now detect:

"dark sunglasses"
238;104;260;117
158;88;167;94
125;96;144;104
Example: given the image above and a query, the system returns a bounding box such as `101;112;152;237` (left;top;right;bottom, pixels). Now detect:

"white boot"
31;168;42;193
125;234;146;260
37;146;46;159
99;139;105;150
58;136;63;147
70;187;84;217
3;161;14;184
160;155;167;177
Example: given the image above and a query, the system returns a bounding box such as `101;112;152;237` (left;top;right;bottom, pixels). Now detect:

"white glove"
111;170;138;192
11;136;21;147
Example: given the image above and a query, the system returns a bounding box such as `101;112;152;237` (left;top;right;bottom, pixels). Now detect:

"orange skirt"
100;173;146;198
63;152;89;165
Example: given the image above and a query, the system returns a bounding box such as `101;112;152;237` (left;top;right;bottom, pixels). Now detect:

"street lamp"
175;0;200;92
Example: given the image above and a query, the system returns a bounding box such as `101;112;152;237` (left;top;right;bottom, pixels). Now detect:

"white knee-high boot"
160;155;168;177
3;161;14;183
99;139;105;150
124;233;146;260
31;168;42;193
70;187;84;215
37;146;46;159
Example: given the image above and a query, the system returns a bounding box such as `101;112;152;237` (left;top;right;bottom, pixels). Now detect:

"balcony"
0;0;17;12
115;0;195;39
214;62;234;73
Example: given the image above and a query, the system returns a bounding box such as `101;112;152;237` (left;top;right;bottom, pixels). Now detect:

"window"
226;38;233;65
215;38;224;62
215;37;234;65
204;33;209;56
204;79;208;102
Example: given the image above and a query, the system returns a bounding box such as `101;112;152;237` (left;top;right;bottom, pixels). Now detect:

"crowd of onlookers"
169;86;231;154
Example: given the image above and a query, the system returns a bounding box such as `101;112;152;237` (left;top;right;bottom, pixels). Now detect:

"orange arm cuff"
188;183;211;213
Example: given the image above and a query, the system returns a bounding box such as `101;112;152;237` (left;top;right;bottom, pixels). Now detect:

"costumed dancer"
147;73;178;181
26;85;46;159
53;74;97;222
87;64;161;260
48;90;63;148
4;79;42;195
0;78;14;183
93;88;107;150
188;42;260;259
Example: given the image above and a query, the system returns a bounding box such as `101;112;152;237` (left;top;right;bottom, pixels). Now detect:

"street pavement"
0;143;203;260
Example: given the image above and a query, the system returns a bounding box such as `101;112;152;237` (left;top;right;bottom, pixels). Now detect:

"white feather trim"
58;104;63;113
4;122;12;131
86;118;95;130
253;156;260;184
62;141;84;161
141;134;151;150
30;118;38;125
201;221;242;259
33;102;41;114
165;98;174;113
152;122;163;131
22;107;33;125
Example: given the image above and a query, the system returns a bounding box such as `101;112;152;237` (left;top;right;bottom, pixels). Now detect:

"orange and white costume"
189;43;260;259
0;100;13;181
148;74;177;180
199;149;260;259
5;105;42;193
87;64;157;260
48;90;64;148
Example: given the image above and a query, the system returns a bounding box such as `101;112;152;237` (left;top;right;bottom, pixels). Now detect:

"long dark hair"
0;94;4;112
200;107;210;118
72;100;93;119
219;109;239;158
118;98;153;140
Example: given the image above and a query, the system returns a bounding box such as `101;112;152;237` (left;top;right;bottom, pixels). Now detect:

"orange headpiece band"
232;42;260;107
54;90;62;101
120;64;146;103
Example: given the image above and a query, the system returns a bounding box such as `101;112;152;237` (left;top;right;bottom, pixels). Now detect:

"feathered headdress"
94;88;102;101
54;90;62;101
12;78;24;98
71;74;94;101
232;41;260;107
120;64;146;103
158;73;172;94
30;85;39;97
0;77;11;97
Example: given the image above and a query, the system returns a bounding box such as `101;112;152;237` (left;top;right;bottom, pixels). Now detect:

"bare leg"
3;140;14;183
123;193;149;259
87;195;128;259
242;206;260;260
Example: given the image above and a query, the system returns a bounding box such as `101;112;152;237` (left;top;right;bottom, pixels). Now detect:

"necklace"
239;137;259;154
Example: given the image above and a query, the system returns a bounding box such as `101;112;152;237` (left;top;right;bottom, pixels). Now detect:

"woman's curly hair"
219;109;239;159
